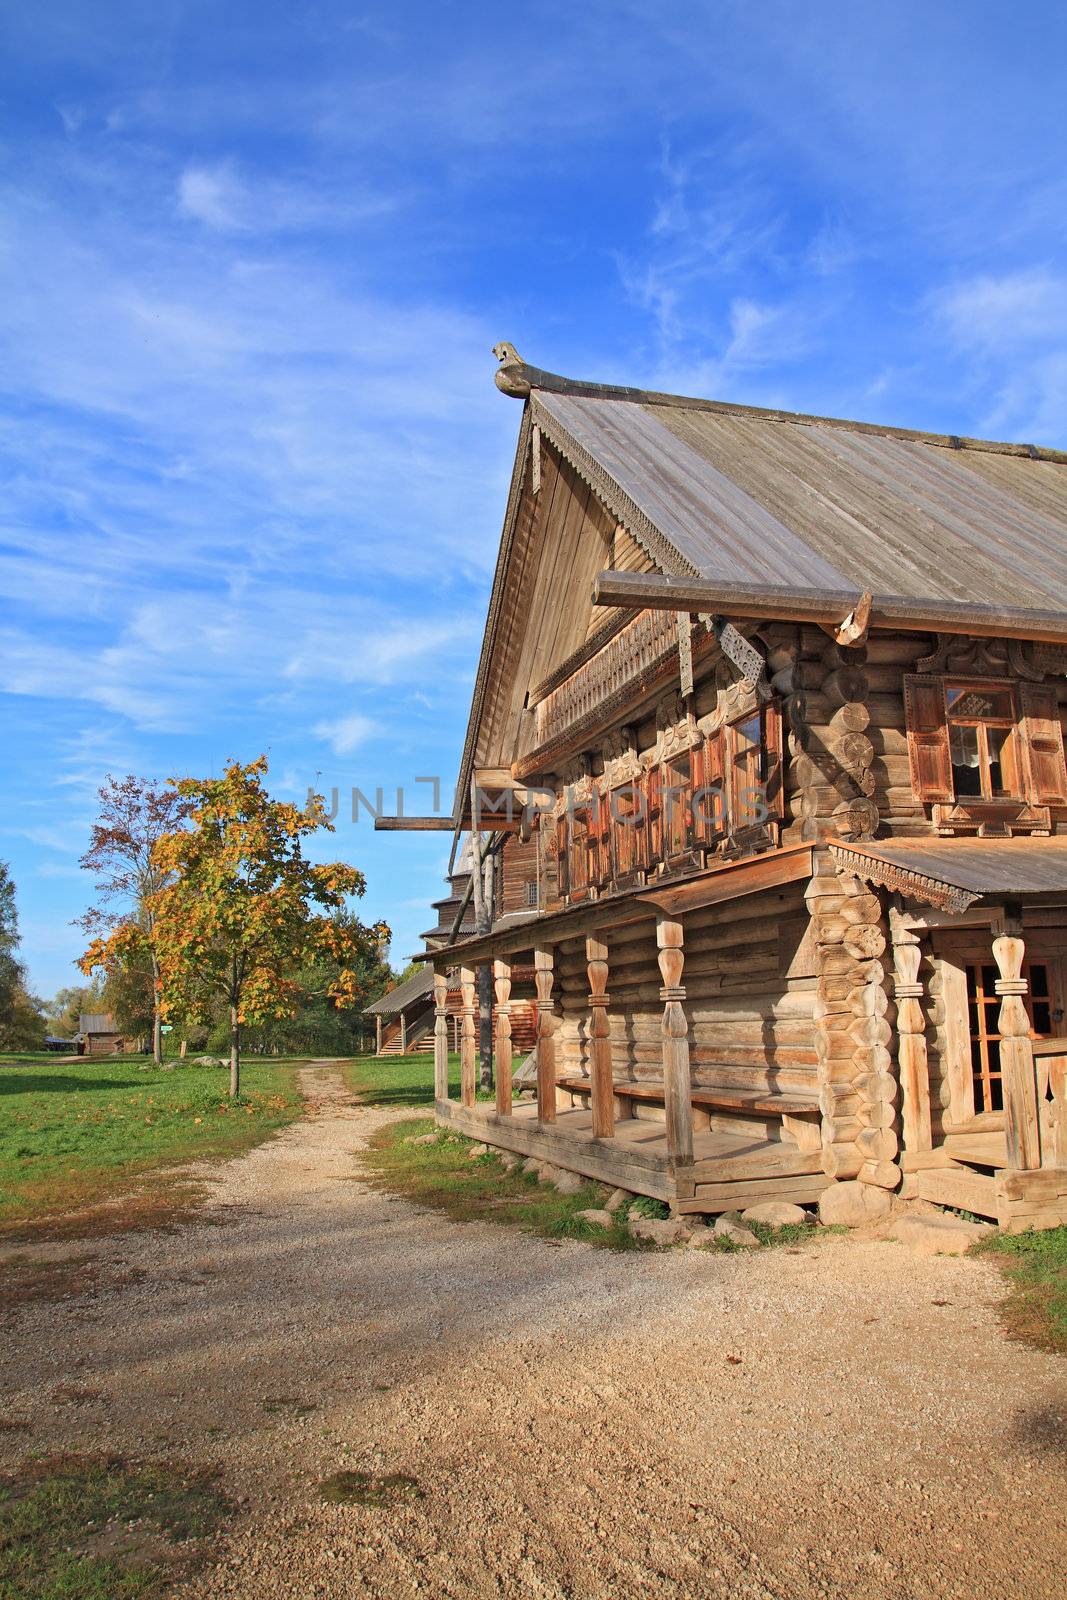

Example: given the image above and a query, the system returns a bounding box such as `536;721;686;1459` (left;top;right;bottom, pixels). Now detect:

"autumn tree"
43;982;103;1039
78;776;193;1064
0;863;21;1027
147;757;388;1097
0;863;46;1050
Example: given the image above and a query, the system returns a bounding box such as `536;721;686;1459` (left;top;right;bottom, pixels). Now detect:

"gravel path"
2;1063;1065;1599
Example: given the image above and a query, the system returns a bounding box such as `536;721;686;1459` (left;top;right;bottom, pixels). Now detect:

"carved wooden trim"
459;965;477;1109
888;909;932;1153
828;843;977;913
493;959;513;1117
992;932;1041;1170
533;947;557;1124
433;969;449;1105
586;935;614;1139
656;916;693;1167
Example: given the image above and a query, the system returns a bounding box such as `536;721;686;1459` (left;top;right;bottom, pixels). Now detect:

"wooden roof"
830;837;1067;913
533;390;1067;610
363;966;434;1016
453;350;1067;823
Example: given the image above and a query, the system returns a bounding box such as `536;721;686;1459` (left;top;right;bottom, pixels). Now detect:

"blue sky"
2;1;1065;996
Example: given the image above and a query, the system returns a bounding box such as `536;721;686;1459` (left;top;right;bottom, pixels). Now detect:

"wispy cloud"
313;713;379;756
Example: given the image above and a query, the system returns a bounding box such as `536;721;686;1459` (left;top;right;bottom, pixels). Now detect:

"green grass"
342;1051;523;1109
0;1453;227;1599
362;1117;649;1248
974;1226;1067;1354
0;1055;304;1225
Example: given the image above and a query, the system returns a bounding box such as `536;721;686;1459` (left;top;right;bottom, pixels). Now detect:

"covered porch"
426;844;832;1214
833;836;1067;1231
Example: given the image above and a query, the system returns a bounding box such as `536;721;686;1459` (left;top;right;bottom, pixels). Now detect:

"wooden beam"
656;916;693;1168
374;816;453;831
592;569;1067;646
534;947;557;1124
586;936;614;1139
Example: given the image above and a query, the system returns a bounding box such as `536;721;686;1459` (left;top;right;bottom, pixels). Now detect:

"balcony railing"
533;608;679;752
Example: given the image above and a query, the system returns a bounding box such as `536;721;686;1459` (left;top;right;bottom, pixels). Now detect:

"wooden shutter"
555;814;569;898
645;764;663;867
1019;684;1067;805
695;730;726;841
594;786;612;885
903;675;953;802
763;701;786;820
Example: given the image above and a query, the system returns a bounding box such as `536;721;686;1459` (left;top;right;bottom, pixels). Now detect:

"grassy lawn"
975;1226;1067;1354
363;1116;646;1247
0;1453;227;1599
0;1054;305;1227
342;1050;522;1108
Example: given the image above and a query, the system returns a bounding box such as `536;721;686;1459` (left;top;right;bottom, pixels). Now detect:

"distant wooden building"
79;1014;127;1056
381;347;1067;1230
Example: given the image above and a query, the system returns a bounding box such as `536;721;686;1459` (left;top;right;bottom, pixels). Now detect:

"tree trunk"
230;1004;240;1098
151;954;163;1065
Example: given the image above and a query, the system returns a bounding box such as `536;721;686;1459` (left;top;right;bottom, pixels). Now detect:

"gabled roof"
79;1013;118;1034
530;386;1067;608
363;966;434;1017
455;349;1067;820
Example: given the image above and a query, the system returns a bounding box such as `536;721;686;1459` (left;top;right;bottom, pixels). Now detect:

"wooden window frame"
944;679;1023;802
905;674;1067;814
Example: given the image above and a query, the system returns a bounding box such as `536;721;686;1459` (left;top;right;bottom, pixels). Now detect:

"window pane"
950;724;982;796
946;685;1014;720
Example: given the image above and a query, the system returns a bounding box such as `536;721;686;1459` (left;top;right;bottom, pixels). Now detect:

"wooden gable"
473;433;660;778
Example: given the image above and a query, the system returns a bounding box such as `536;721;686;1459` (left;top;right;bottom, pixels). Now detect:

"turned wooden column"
656;916;694;1167
375;1013;382;1056
993;928;1041;1170
534;946;557;1124
459;965;477;1109
494;958;513;1116
433;969;449;1105
586;935;614;1139
889;908;932;1154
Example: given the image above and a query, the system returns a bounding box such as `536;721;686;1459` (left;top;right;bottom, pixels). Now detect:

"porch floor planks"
435;1098;830;1210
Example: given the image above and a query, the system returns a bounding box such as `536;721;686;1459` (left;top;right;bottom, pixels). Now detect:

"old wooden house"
381;347;1067;1231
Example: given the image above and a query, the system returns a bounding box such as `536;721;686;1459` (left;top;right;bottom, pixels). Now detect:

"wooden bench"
557;1076;819;1119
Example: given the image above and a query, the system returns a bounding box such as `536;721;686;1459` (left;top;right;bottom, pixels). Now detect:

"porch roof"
829;836;1067;914
423;844;814;967
363;966;434;1016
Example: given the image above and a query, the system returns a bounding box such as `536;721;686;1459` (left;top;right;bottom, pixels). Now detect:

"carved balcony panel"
530;609;679;764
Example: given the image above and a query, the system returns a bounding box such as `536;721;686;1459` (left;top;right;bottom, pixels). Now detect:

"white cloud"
313;713;379;755
178;164;244;230
931;269;1067;353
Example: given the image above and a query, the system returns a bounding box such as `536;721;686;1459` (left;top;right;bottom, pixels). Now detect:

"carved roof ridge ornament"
487;344;1067;464
827;842;978;914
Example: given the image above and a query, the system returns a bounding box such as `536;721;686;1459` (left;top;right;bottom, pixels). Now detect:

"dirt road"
2;1064;1064;1599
